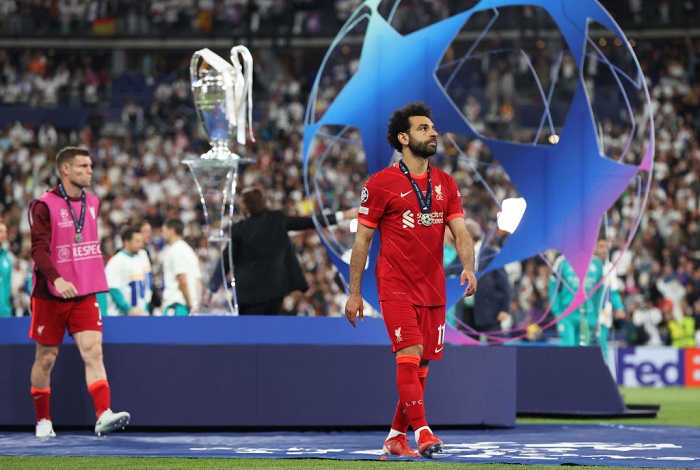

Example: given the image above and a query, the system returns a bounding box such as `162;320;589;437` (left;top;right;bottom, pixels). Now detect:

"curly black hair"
386;102;433;153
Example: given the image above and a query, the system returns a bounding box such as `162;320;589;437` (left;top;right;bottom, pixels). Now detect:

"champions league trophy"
186;46;255;315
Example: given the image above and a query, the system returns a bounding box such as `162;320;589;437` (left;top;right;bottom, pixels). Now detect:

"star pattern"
482;82;638;282
303;2;475;308
302;0;653;320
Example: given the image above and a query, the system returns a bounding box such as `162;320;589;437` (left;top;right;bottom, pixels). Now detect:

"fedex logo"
616;348;682;387
613;347;700;388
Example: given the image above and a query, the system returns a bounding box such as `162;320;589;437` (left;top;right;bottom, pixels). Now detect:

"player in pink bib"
28;146;130;438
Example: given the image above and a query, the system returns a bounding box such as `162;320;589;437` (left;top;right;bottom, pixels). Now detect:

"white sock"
386;429;405;441
414;425;431;443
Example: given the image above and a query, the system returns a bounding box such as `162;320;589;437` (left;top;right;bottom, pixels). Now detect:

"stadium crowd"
1;3;699;348
0;0;364;41
1;1;699;40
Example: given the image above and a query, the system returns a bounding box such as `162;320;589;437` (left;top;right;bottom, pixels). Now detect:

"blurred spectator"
665;298;697;347
161;218;202;316
122;99;144;140
631;297;664;346
0;222;11;317
37;119;58;149
105;226;150;316
549;240;608;349
132;218;161;315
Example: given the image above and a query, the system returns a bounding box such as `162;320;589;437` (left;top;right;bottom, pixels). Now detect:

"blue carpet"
2;424;699;467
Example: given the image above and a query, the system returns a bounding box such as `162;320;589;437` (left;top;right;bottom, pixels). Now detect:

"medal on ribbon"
398;160;433;227
57;183;86;244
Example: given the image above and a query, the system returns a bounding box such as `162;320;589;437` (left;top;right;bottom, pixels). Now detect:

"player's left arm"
445;176;476;296
447;217;476;297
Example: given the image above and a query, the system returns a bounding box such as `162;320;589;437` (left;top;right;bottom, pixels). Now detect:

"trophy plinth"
187;46;256;316
202;141;236;160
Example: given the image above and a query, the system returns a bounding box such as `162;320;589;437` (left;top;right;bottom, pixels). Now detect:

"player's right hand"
53;277;78;299
344;293;364;328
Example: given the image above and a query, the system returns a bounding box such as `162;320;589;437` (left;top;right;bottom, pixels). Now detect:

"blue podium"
0;317;516;428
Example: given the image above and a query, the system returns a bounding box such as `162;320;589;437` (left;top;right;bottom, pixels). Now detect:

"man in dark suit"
210;186;356;315
465;220;512;334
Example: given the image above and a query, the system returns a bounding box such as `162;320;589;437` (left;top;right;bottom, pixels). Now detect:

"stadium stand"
0;1;698;348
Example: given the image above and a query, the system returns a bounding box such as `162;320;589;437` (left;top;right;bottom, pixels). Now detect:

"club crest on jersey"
395;326;403;343
434;184;443;201
360;187;368;203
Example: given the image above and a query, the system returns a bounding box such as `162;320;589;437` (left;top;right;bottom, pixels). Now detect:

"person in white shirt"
161;218;202;316
105;226;150;316
133;219;159;314
632;297;664;346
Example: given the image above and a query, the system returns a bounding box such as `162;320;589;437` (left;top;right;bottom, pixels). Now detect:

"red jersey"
358;162;464;306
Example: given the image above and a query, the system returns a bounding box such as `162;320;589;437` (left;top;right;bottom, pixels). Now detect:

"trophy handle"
230;46;255;145
190;48;238;141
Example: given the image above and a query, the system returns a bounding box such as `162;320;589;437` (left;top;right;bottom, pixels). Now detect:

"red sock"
418;366;429;392
31;387;51;422
88;379;111;419
395;355;427;431
418;367;430;395
390;399;410;434
390;366;429;433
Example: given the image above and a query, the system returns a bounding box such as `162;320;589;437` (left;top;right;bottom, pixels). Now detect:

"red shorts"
29;295;102;345
380;300;446;360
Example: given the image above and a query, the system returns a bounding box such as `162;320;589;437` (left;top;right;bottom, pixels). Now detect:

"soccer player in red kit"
29;146;130;438
345;102;477;458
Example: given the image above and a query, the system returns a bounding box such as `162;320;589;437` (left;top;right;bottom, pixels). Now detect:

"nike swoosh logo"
434;347;444;353
97;321;103;326
400;191;412;198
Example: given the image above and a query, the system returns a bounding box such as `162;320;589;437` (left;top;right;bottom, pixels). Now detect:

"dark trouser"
238;298;283;315
476;322;502;333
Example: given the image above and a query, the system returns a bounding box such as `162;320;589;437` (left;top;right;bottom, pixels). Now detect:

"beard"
408;136;437;159
69;175;90;189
